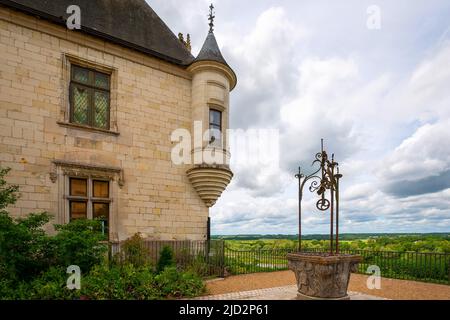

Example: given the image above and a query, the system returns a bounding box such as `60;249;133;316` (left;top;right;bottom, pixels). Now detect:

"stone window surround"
208;108;223;148
59;53;120;136
206;102;227;151
68;177;111;220
51;160;124;241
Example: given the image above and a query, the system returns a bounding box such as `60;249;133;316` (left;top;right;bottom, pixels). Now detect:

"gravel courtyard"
205;271;450;300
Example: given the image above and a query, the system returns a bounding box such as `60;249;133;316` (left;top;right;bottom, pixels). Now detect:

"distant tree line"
220;235;450;253
212;233;449;241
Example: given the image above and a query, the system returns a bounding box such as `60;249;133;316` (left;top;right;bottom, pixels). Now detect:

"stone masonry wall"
0;6;208;241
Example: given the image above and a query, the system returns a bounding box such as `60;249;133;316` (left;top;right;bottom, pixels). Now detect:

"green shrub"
157;246;175;273
28;267;79;300
0;167;206;300
0;278;17;300
0;210;53;282
0;166;108;298
1;263;205;300
0;278;32;300
116;233;150;267
186;254;210;277
0;168;52;282
155;267;205;298
52;219;108;273
0;214;107;285
79;264;205;300
0;267;79;300
80;264;159;300
0;168;18;211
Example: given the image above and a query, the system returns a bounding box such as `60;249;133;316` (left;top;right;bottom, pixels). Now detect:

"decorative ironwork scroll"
295;140;343;255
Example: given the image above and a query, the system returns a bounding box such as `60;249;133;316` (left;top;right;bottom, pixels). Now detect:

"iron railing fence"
225;248;297;275
110;239;225;277
108;240;449;284
224;247;450;285
341;249;450;284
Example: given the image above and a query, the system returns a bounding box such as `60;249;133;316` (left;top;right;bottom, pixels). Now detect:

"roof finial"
208;3;215;33
186;34;191;52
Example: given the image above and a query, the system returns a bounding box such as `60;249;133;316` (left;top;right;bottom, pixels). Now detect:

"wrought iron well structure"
295;140;343;255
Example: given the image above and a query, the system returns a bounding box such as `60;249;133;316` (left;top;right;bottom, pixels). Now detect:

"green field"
215;233;450;253
215;234;450;284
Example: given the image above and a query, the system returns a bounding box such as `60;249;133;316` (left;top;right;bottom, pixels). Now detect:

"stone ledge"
52;160;122;173
286;253;362;265
57;121;120;136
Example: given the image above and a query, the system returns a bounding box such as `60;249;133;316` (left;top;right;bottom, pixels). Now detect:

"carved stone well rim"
287;253;362;265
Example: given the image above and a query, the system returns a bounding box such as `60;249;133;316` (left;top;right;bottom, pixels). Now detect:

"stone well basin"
287;252;362;300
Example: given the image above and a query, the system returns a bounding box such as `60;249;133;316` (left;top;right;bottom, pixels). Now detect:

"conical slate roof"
194;30;229;66
1;0;194;65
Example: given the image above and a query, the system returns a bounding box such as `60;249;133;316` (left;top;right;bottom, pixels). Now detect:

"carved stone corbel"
49;163;58;183
118;170;125;188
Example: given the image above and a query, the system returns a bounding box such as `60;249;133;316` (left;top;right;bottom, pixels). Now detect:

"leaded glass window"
70;65;110;130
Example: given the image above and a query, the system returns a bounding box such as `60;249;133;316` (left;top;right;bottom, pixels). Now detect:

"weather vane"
208;3;215;32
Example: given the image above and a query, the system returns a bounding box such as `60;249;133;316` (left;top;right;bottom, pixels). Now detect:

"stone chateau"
0;0;237;241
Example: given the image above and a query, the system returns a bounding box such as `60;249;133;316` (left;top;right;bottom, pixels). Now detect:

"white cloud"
279;56;364;171
380;120;450;182
408;41;450;120
148;0;450;234
213;39;450;234
222;6;307;129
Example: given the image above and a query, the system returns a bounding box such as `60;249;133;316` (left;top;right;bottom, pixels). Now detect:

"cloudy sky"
149;0;450;235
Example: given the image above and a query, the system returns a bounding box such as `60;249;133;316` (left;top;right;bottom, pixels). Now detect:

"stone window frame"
51;160;124;241
59;53;120;136
68;177;112;237
208;108;223;148
206;102;228;151
69;65;111;130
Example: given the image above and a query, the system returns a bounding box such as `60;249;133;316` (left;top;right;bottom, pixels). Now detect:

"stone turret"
186;5;237;208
